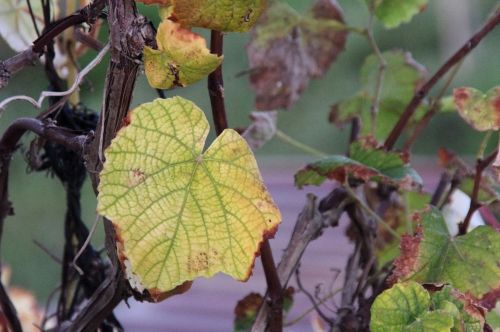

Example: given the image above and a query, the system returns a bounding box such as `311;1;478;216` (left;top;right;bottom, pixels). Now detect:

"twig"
0;43;110;112
275;129;328;158
295;267;334;325
384;10;500;150
402;60;464;151
72;215;100;275
33;239;63;265
0;280;22;332
261;241;284;332
366;12;386;136
252;190;350;331
458;148;497;235
0;0;106;89
284;288;341;327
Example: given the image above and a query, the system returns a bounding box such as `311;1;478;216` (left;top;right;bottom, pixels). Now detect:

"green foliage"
370;281;454;332
294;139;422;189
330;50;427;141
391;207;500;300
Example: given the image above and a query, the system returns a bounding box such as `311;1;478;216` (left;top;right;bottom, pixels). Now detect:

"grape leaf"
370;281;454;332
391;207;500;301
136;0;266;32
431;286;485;332
329;50;427;141
97;97;281;300
143;19;223;89
247;0;347;110
373;0;429;29
294;138;422;189
453;87;500;132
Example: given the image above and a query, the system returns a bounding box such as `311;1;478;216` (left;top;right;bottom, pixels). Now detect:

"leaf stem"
384;10;500;150
366;12;386;136
477;131;493;160
275;129;328;158
458;148;497;235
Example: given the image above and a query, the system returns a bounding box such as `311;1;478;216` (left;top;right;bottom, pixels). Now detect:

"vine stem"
366;11;386;136
402;59;464;151
275;129;327;158
208;30;283;331
458;148;497;235
384;10;500;150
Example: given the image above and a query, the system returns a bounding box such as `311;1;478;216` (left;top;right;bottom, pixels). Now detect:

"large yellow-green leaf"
370;281;454;332
144;19;223;89
453;87;500;132
391;207;500;301
97;97;281;300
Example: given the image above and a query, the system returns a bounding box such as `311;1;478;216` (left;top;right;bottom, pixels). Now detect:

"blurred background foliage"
0;0;498;299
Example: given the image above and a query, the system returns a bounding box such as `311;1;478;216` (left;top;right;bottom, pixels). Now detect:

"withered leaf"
247;0;347;110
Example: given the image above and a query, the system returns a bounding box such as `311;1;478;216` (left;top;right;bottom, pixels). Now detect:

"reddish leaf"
247;0;347;110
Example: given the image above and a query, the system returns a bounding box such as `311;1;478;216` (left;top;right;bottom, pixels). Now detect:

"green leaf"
247;0;348;110
391;207;500;300
97;97;281;300
294;139;422;189
370;281;454;332
431;286;485;332
453;87;500;132
144;19;223;89
329;50;427;141
373;0;429;29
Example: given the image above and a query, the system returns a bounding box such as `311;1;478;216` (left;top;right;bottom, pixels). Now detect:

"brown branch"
384;10;500;150
0;0;105;89
208;30;228;135
0;119;86;332
458;148;497;235
207;29;284;331
252;190;350;331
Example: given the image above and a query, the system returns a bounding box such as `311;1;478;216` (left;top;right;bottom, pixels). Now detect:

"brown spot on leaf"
128;168;146;187
454;87;470;109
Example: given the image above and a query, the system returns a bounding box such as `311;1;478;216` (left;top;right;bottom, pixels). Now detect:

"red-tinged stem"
384;11;500;150
208;30;283;331
458;149;497;235
261;241;284;332
208;30;228;135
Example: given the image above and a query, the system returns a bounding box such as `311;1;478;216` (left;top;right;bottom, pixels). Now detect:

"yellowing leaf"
97;97;281;299
144;19;223;89
453;87;500;132
169;0;266;32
